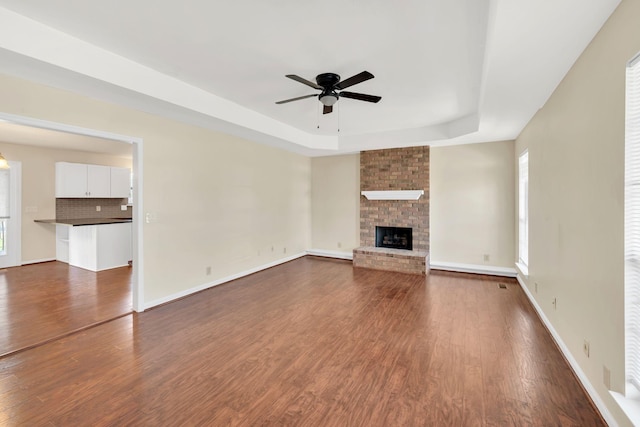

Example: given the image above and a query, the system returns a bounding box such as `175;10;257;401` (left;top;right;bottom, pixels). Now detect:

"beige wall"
310;154;359;253
0;74;311;304
515;0;640;424
430;141;515;268
310;143;515;270
0;141;132;263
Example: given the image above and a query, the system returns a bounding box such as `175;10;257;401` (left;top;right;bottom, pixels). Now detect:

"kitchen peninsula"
35;218;132;272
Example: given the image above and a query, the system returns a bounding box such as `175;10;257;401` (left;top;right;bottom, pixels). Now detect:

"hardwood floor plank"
0;261;132;357
462;284;486;427
0;257;605;425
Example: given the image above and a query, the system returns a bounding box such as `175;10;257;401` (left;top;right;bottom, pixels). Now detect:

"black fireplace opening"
375;226;413;251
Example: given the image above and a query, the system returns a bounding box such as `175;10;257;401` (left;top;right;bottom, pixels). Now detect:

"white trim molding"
517;275;618;427
430;261;517;277
611;388;640;426
143;252;306;310
21;257;56;265
361;190;424;200
306;249;354;260
515;262;529;277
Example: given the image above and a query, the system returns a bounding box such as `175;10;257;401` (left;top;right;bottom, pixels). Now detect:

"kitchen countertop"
34;218;133;226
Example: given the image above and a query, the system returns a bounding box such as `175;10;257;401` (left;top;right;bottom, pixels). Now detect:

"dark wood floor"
0;257;604;426
0;261;132;357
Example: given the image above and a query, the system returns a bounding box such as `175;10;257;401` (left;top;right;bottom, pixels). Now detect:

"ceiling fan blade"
275;94;318;104
285;74;322;90
335;71;374;90
339;91;382;103
323;105;333;115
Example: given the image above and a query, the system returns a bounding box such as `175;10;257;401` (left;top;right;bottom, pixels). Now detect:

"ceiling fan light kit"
320;93;338;106
276;71;381;115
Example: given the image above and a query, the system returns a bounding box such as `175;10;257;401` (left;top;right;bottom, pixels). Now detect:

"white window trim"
619;50;640;426
515;261;529;278
518;150;529;273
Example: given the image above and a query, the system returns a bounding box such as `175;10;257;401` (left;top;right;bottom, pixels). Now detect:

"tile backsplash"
56;198;132;220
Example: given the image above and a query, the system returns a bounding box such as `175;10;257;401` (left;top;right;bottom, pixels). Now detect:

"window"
0;167;9;219
0;166;9;256
518;151;529;271
625;52;640;396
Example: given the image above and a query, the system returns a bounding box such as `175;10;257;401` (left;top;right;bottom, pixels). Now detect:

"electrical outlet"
121;205;128;211
552;297;557;310
583;339;590;358
603;365;611;389
483;254;490;262
337;242;342;248
283;247;287;254
96;206;101;212
271;246;274;252
535;282;538;293
206;266;211;276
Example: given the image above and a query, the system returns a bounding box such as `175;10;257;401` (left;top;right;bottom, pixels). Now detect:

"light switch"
145;212;157;223
96;206;101;212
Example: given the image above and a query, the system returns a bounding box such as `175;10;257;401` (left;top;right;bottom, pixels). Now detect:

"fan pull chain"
317;101;320;129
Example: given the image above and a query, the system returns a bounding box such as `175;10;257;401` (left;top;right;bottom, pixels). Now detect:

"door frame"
0;112;145;312
0;160;21;268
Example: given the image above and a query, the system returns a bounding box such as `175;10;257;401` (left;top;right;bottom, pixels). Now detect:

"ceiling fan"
276;71;381;114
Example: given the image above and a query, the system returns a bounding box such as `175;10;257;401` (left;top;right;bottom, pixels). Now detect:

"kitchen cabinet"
110;167;131;198
68;222;132;271
55;162;131;198
56;162;110;197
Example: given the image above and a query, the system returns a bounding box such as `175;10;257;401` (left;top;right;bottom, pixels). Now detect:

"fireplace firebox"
375;226;413;251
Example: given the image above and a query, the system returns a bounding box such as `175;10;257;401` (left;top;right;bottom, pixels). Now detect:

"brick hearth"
353;146;430;275
353;247;430;275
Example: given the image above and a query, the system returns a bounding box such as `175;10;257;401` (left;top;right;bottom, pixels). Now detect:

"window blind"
519;151;529;267
625;53;640;392
0;168;9;219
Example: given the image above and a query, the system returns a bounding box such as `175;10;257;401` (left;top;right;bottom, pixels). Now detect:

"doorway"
0;111;144;311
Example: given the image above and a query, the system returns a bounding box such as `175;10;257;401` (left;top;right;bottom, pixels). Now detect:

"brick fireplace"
353;146;430;275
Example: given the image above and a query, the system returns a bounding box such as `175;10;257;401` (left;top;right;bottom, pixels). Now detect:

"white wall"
310;154;360;254
430;141;515;268
0;73;311;305
0;141;132;264
514;0;640;424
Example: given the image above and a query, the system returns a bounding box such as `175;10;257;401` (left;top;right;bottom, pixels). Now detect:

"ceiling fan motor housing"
316;73;340;87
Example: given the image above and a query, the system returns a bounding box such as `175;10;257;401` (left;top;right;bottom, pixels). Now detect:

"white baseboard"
143;252;307;310
516;275;618;427
306;249;353;260
21;257;56;265
430;261;517;277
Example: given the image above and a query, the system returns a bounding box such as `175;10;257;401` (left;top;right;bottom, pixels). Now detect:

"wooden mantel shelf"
360;190;424;200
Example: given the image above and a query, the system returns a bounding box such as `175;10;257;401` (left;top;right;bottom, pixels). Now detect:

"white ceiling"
0;0;621;156
0;121;133;157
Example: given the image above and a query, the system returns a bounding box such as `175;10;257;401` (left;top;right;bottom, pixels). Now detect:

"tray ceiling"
0;0;621;155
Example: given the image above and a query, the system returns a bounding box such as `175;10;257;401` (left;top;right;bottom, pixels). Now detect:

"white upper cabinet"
110;167;131;198
56;162;131;198
87;165;111;197
55;162;87;197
